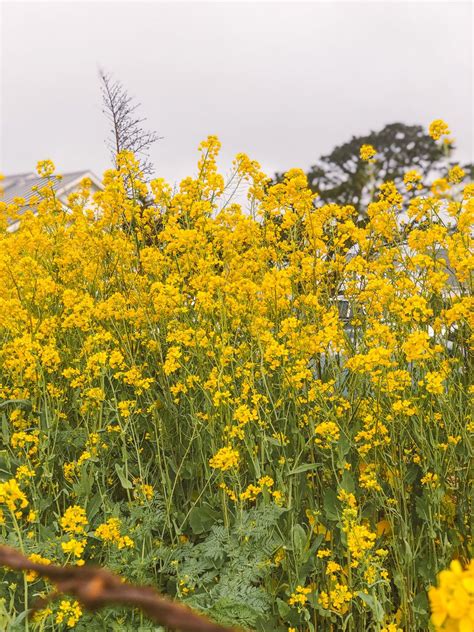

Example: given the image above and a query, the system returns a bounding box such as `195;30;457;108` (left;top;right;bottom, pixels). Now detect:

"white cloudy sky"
0;0;472;185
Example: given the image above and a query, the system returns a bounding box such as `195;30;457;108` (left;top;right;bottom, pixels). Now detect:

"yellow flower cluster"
209;446;240;471
314;420;340;448
404;169;422;191
429;119;451;141
360;144;376;161
0;478;28;518
319;583;353;614
449;165;465;184
60;506;88;535
95;517;134;549
0;119;471;630
239;475;278;502
25;553;51;582
61;538;86;565
36;159;56;178
288;584;312;607
429;560;474;632
55;599;82;628
339;489;377;567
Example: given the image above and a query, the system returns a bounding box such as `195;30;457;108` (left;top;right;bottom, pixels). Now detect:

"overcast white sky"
1;1;472;185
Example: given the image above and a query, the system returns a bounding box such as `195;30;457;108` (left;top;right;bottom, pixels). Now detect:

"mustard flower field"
0;121;472;631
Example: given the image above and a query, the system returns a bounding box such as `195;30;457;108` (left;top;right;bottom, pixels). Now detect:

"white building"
1;170;102;232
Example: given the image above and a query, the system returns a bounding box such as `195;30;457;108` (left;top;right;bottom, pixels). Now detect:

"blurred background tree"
275;122;468;216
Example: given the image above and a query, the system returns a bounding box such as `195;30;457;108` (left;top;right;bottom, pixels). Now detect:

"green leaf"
413;591;429;615
115;463;133;489
73;468;95;498
309;534;324;554
356;592;384;622
337;436;351;459
276;597;290;619
323;488;340;521
38;524;55;541
415;496;430;522
0;399;31;411
340;470;355;493
406;463;419;485
0;450;11;477
37;496;53;512
87;492;104;520
1;415;10;444
10;609;29;628
288;463;319;475
291;523;307;558
188;505;218;535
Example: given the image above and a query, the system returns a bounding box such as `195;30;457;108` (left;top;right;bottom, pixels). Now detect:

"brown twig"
0;545;239;632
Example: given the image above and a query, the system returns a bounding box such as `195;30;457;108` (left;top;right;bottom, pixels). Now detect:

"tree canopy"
285;123;449;214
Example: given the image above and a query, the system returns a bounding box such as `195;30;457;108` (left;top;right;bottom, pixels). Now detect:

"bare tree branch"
0;545;240;632
99;68;161;179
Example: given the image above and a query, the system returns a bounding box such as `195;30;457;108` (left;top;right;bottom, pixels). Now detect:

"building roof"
1;171;102;207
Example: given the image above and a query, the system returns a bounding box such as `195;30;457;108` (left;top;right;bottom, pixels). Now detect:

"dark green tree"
288;123;450;215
